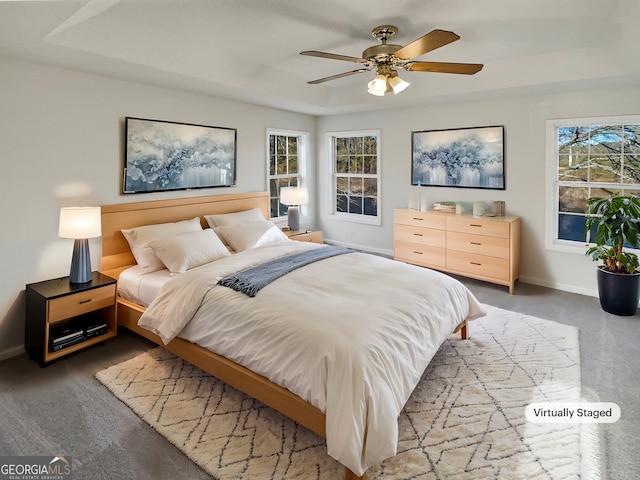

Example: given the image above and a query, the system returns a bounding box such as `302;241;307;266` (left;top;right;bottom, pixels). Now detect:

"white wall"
0;56;316;359
317;84;640;296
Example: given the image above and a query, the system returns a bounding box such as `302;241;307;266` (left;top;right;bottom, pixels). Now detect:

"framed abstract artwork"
123;117;237;194
411;125;505;189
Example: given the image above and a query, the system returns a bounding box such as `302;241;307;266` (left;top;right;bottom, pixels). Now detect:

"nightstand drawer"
48;284;116;323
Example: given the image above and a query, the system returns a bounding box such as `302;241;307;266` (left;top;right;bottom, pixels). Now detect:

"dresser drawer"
447;251;510;281
48;284;116;323
447;231;510;259
395;224;446;248
446;216;510;238
394;242;446;268
395;209;446;229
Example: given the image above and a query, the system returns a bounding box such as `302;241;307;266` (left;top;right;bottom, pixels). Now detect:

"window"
327;130;381;225
547;116;640;251
266;129;308;220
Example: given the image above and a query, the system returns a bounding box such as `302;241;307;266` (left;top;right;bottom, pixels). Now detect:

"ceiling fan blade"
307;69;369;84
300;50;368;64
393;29;460;60
407;61;483;75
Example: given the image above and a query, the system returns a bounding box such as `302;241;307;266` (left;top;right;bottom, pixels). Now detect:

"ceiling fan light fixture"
367;74;387;96
388;73;410;94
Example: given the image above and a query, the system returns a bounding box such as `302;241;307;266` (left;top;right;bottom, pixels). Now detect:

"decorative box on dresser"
394;209;521;294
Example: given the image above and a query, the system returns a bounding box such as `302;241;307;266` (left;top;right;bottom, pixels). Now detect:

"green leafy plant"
585;195;640;274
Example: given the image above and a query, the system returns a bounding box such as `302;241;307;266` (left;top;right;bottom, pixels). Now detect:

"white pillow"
121;217;202;272
204;208;265;228
215;220;289;252
149;229;230;275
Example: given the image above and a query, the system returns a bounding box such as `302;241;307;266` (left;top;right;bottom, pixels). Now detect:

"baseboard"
0;344;26;362
519;275;598;299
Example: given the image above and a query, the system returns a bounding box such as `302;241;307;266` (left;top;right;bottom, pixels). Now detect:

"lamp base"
287;206;301;231
70;238;92;284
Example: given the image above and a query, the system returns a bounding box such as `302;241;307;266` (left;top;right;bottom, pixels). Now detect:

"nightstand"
25;272;117;365
283;229;324;244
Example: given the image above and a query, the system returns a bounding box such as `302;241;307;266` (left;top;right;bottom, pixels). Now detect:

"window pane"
623;154;640;183
276;136;286;155
288;155;298;174
363;197;377;216
269;155;276;176
558;154;588;181
349;196;362;214
558;126;590;154
336;176;348;195
269;136;276;157
363;178;377;196
363;155;377;174
288;136;298;155
349;137;362;153
277;156;287;174
363;136;377;155
559;186;588;213
590;155;621;183
350;155;363;174
336;156;349;173
590;125;622;155
349;177;363;195
336;194;348;213
336;138;348;154
558;213;587;242
270;198;279;219
623;125;640;153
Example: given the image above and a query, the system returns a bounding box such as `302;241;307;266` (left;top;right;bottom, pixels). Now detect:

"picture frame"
411;125;505;189
123;117;237;194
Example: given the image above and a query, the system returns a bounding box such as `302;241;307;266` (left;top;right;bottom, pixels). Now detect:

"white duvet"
138;241;485;476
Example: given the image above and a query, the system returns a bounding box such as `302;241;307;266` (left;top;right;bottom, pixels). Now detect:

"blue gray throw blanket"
218;246;353;297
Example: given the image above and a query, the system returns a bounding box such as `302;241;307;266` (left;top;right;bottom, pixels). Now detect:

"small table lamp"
280;187;309;231
59;207;102;284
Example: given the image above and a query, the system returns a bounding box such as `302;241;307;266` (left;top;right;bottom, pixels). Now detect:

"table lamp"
58;206;102;284
280;187;308;231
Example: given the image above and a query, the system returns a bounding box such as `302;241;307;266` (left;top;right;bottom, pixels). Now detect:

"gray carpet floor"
1;277;638;479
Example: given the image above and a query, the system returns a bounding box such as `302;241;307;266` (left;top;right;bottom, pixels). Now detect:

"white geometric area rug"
95;305;584;480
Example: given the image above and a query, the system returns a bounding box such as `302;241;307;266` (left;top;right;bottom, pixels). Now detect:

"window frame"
325;129;382;226
546;115;640;254
266;128;309;223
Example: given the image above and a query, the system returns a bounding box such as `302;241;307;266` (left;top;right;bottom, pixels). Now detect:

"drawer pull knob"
470;262;482;266
413;251;423;255
470;241;481;245
79;299;92;304
413;233;423;237
470;224;482;227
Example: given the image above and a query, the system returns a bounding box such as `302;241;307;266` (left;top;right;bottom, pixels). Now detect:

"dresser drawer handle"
412;217;424;221
470;262;482;266
413;251;423;255
470;224;482;227
413;233;423;237
470;241;481;245
79;299;92;304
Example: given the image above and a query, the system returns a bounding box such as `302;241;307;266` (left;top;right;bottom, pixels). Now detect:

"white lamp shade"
59;207;102;239
389;75;410;94
280;187;309;206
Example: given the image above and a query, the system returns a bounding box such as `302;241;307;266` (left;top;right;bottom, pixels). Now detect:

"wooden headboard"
100;191;270;278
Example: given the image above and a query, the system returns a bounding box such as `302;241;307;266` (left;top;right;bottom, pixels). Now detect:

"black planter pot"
597;267;640;316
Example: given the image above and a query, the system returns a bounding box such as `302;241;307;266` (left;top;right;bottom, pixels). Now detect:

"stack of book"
433;202;456;213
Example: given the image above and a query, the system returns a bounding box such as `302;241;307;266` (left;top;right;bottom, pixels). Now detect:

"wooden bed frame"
100;191;468;480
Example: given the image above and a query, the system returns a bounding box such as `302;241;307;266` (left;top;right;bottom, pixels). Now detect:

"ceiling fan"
300;25;483;96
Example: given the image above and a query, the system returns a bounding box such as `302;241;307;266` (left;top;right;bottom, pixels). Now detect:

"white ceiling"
1;0;639;115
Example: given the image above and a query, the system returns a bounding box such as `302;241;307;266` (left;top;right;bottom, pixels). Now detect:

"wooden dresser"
394;209;521;293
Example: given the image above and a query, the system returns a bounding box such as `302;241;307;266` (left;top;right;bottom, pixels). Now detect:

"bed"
100;191;484;479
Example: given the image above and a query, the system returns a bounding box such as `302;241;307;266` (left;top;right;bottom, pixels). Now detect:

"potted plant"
585;194;640;316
